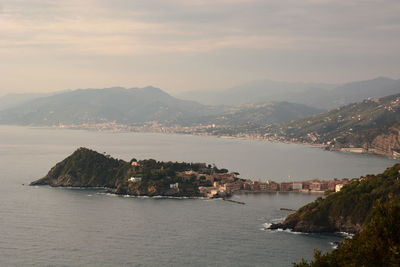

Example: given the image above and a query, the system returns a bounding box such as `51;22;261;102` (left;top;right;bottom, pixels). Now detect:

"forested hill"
294;199;400;267
264;93;400;157
30;147;227;197
270;163;400;234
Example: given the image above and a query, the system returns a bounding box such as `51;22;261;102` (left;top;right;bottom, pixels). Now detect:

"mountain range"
177;77;400;109
0;86;322;126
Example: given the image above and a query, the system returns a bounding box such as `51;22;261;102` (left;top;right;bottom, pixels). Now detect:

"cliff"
270;163;400;233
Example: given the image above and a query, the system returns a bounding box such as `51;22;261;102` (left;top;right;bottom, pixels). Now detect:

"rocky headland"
270;163;400;234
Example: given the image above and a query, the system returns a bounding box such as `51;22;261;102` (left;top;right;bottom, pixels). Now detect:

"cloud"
0;0;399;93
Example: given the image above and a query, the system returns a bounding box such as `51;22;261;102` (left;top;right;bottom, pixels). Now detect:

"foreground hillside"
294;199;400;267
265;93;400;157
270;163;400;233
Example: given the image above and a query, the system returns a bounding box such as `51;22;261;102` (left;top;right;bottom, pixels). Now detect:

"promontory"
30;147;240;198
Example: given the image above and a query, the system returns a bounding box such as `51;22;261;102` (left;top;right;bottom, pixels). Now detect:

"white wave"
262;222;272;228
271;217;286;223
337;232;354;238
261;223;308;235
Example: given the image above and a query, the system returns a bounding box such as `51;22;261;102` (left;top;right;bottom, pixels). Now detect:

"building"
335;184;345;192
393;150;400;158
309;182;322;191
129;177;142;183
280;182;293;191
292;182;303;191
198;186;227;198
259;181;279;191
170;183;179;189
225;182;243;193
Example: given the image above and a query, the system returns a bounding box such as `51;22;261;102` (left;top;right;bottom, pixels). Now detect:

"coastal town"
56;118;400;159
127;160;351;198
195;172;350;198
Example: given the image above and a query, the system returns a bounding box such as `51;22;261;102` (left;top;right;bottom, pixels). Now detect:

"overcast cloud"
1;0;399;95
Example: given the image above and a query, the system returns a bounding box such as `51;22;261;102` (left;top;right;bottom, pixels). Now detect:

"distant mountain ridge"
0;86;221;126
190;102;323;126
0;86;322;127
177;77;400;109
0;91;69;111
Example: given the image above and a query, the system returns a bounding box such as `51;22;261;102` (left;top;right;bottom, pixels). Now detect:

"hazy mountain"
177;77;400;109
190;102;323;126
294;77;400;109
0;86;221;126
0;91;67;111
177;80;335;106
0;86;323;127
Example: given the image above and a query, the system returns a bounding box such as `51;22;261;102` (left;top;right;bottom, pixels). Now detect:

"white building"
335;184;345;192
129;177;142;183
170;183;179;189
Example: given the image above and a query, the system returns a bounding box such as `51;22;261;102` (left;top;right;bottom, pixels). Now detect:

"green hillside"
270;163;400;233
295;199;400;267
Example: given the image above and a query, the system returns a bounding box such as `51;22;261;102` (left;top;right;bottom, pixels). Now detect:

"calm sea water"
0;126;397;266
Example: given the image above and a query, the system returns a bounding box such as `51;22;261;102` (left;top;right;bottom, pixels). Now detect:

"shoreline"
15;124;396;159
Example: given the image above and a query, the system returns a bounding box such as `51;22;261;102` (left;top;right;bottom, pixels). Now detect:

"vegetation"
30;147;227;197
294;199;400;267
270;163;400;233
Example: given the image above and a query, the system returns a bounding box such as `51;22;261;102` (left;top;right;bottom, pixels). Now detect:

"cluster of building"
187;169;351;198
126;153;352;198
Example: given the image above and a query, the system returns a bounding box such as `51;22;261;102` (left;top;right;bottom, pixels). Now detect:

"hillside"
264;93;400;157
177;77;400;109
270;163;400;234
30;148;228;197
294;199;400;267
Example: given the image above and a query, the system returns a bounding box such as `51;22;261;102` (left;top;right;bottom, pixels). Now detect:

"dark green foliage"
294;199;400;267
275;164;400;233
31;147;225;197
31;147;127;187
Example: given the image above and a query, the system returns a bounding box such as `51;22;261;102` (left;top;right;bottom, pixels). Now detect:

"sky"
1;0;400;95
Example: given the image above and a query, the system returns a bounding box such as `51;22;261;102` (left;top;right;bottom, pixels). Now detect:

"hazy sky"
1;0;400;95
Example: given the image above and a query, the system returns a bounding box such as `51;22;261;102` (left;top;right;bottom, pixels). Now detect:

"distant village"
127;161;351;198
194;171;351;198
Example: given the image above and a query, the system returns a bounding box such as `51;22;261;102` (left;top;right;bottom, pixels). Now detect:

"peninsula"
30;147;242;198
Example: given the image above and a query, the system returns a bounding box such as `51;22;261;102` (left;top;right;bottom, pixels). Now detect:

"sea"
0;125;397;266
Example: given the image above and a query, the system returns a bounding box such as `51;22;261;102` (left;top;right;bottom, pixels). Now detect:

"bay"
0;126;396;266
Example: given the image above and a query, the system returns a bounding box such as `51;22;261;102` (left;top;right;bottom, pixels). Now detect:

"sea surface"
0;126;397;266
